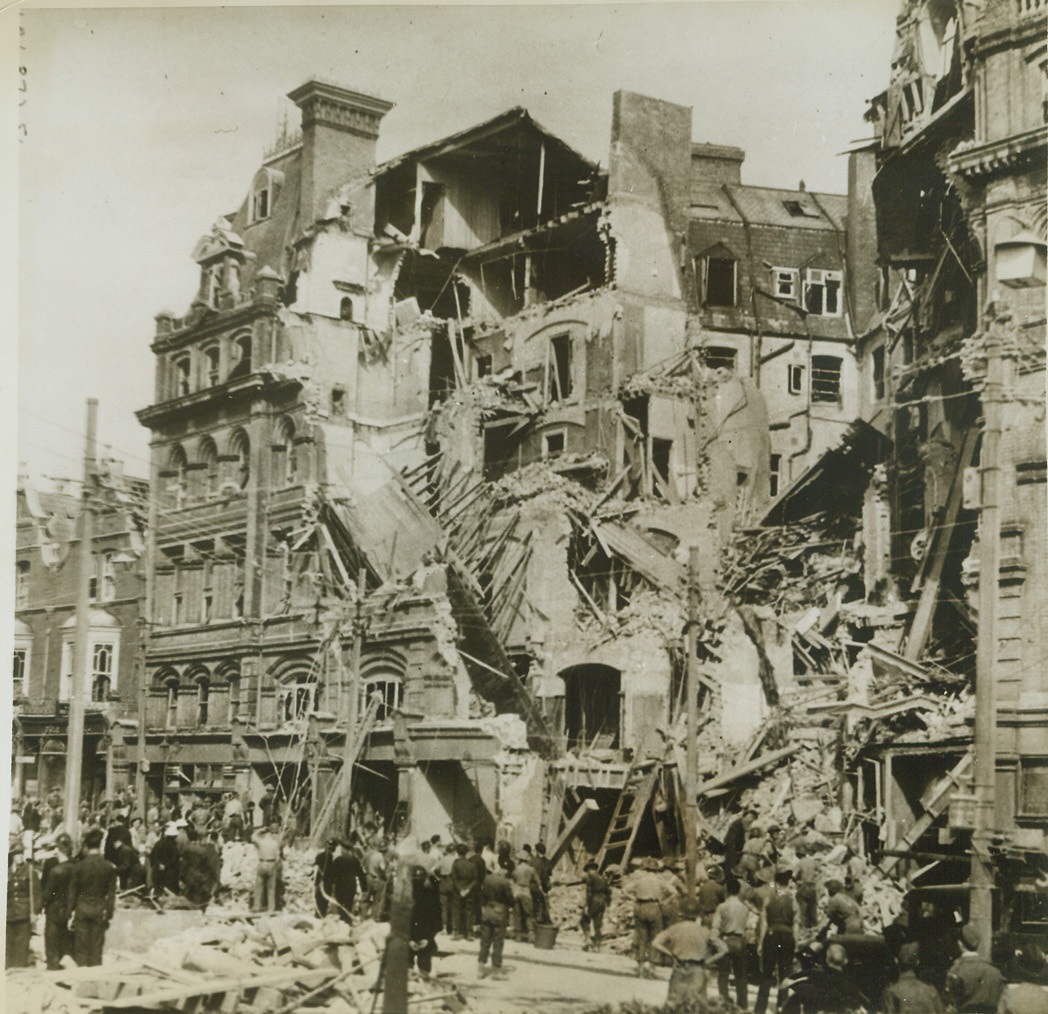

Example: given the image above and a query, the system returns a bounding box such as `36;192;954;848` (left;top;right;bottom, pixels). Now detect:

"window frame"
547;334;573;404
542;428;567;459
788;363;805;396
362;675;403;723
872;345;886;402
772;267;798;302
16;560;29;610
803;268;843;317
60;633;119;702
703;256;738;308
13;644;30;698
770;453;783;498
811;354;844;404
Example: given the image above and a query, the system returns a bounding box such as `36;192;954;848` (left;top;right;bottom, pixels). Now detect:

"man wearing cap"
41;833;76;969
824;879;863;935
883;942;944;1013
150;822;182;897
450;842;479;940
69;826;118;967
581;860;612;952
653;897;728;1003
793;843;820;929
713;877;752;1009
627;856;670;978
6;840;41;968
944;924;1003;1013
755;864;798;1014
697;865;726;927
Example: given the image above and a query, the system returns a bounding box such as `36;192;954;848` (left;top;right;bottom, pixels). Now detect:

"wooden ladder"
594;760;659;870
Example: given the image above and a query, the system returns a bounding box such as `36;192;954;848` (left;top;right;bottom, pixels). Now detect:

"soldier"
626;856;669;978
652;897;728;1004
476;858;515;980
41;833;75;969
883;942;944;1013
755;864;797;1014
252;823;282;912
580;860;612;952
68;826;118;967
6;840;41;968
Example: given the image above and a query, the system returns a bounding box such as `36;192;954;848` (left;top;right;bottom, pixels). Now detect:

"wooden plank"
100;968;332;1009
902;426;979;660
547;797;601;867
695;744;801;797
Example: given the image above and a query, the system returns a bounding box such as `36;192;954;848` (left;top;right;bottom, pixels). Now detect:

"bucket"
533;924;558;950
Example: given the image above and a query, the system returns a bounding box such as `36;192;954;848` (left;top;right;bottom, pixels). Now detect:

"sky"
14;0;900;483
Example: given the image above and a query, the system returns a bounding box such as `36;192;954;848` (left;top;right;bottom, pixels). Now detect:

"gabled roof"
690;183;847;231
375;106;600;178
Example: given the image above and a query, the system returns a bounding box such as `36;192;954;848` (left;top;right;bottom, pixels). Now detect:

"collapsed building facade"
121;74;890;859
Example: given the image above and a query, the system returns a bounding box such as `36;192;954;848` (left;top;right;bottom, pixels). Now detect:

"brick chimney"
690;143;745;186
287;79;393;227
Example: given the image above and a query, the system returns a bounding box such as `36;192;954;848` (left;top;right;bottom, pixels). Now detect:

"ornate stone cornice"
948;125;1047;179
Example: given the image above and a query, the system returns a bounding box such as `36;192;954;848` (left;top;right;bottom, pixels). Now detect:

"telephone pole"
341;566;368;837
970;330;1003;957
684;545;701;901
64;398;98;840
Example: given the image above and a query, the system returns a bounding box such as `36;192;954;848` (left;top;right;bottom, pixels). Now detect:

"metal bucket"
533;924;558;950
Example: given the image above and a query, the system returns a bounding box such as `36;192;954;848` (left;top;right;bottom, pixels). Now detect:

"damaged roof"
690;183;847;231
374;106;601;178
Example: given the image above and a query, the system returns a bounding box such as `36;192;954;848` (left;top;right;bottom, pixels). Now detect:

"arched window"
166;444;189;509
165;676;180;728
271;660;316;723
272;417;297;486
229;430;250;490
173;355;192;398
204;346;221;387
340;297;355;321
199;438;219;499
362;674;402;721
16;560;29;610
229;334;253;380
216;662;240;724
91;642;114;702
195;675;210;727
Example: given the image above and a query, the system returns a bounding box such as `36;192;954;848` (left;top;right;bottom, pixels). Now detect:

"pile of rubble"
9;911;468;1014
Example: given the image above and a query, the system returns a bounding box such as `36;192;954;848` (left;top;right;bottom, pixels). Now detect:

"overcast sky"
16;1;899;482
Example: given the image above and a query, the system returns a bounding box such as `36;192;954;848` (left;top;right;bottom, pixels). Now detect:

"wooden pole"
684;545;700;901
64;398;97;841
342;567;367;838
382;860;413;1014
971;328;1002;958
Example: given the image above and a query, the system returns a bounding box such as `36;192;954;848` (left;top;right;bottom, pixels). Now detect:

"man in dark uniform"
181;827;217;906
150;823;182;897
477;858;515;980
41;833;75;969
69;826;118;967
581;860;612;952
330;840;368;923
451;843;479;940
755;864;797;1014
6;840;41;968
883;942;944;1013
409;865;442;975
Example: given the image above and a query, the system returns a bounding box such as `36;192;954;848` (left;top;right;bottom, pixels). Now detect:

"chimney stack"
287;79;393;227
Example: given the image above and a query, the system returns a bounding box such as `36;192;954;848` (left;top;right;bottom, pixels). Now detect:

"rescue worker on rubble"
652;897;728;1004
41;832;75;969
793;843;820;929
824;878;864;936
331;839;368;923
252;823;282;912
6;840;40;968
313;837;338;916
69;826;118;967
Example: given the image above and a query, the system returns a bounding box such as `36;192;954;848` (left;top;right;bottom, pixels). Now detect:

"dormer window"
253;187;269;221
804;269;842;317
772;268;798;302
206;265;222;307
249;168;283;225
696;244;739;308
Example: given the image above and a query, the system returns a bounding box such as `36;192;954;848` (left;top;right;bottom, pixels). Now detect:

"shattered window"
548;334;573;403
542;429;566;458
363;677;402;722
704;257;737;308
811;355;843;403
703;346;737;372
804;269;842;317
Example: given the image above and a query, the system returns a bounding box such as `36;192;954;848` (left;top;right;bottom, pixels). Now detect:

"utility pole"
64;398;98;841
684;545;701;902
341;567;368;837
971;329;1002;958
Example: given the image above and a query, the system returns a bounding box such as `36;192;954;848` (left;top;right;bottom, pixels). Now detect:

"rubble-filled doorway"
560;664;622;752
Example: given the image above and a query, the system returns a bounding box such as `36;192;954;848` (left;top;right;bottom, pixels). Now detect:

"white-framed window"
812;355;844;403
701;256;738;308
772;268;798;302
16;560;29;610
770;454;783;498
788;364;805;395
60;633;119;702
804;269;842;317
542;428;567;459
13;647;29;698
97;552;116;602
